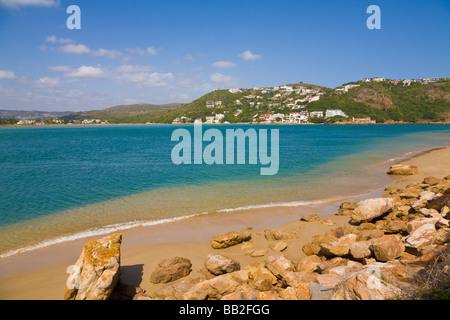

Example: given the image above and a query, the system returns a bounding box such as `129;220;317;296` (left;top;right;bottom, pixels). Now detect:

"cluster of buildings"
362;77;441;85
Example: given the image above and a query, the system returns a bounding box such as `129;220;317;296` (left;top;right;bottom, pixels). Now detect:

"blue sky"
0;0;449;111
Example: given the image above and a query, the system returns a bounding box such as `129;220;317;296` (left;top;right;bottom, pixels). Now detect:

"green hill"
307;79;450;123
64;103;183;122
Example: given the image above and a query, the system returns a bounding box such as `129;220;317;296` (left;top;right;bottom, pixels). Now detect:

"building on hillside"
206;101;215;108
309;111;324;118
325;109;348;118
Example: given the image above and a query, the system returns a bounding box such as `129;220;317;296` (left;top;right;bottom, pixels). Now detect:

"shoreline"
1;122;450;128
0;146;449;299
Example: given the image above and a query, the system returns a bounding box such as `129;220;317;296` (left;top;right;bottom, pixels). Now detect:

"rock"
399;187;422;199
268;241;287;252
280;286;311;300
321;219;336;226
309;282;334;300
210;231;251;249
370;235;405;262
332;272;401;300
434;228;450;245
325;225;353;239
247;249;268;258
152;276;205;300
329;261;364;276
407;217;439;234
264;254;295;280
423;176;440;186
221;290;257;300
256;291;282;300
302;242;321;256
382;219;408;234
404;221;437;254
316;273;343;287
183;270;249;300
150;257;192;284
244;262;277;288
301;214;320;222
351;198;394;224
64;233;122;300
350;241;373;260
283;271;318;297
264;228;299;241
441;206;450;219
427;191;450;212
297;255;322;273
357;222;376;231
320;234;357;257
387;164;418;175
302;235;335;256
418;208;440;218
337;202;357;216
204;253;240;275
317;257;348;274
419;191;436;201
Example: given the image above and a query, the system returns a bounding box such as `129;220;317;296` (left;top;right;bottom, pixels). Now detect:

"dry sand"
0;146;449;300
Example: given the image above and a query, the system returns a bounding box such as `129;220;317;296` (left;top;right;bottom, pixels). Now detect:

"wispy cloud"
92;48;123;59
58;43;91;55
212;61;237;69
239;50;262;61
210;73;237;87
45;35;74;44
0;70;16;80
0;0;59;8
49;65;106;79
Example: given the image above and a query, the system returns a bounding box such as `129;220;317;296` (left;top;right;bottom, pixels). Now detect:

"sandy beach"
0;146;449;300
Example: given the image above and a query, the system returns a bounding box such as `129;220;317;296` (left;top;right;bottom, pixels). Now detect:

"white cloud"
210;73;237;87
46;35;73;44
59;43;91;55
48;65;71;73
125;47;145;55
92;48;123;59
146;47;158;56
238;50;262;61
0;0;59;8
212;61;237;69
0;70;16;80
63;66;106;79
33;77;61;88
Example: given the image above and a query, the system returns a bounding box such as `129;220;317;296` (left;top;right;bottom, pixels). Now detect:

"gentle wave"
0;211;209;259
216;200;323;212
0;199;326;259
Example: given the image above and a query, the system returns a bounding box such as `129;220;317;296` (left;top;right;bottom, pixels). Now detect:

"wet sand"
0;146;449;300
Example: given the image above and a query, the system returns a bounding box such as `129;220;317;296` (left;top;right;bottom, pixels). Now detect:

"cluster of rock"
64;169;450;300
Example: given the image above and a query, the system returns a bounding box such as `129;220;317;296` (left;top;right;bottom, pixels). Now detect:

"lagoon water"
0;124;449;257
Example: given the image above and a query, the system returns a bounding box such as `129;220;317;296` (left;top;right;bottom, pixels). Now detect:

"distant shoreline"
1;121;450;128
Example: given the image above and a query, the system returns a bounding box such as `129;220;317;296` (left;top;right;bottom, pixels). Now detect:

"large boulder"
210;231;251;249
369;235;405;262
387;164;418;175
351;198;394;224
332;272;401;300
320;234;357;257
350;241;373;260
404;221;437;254
150;257;192;284
337;202;357;216
264;254;295;280
204;253;240;275
183;270;249;300
64;233;122;300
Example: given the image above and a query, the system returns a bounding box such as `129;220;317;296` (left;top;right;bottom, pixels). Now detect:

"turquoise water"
0;124;449;256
